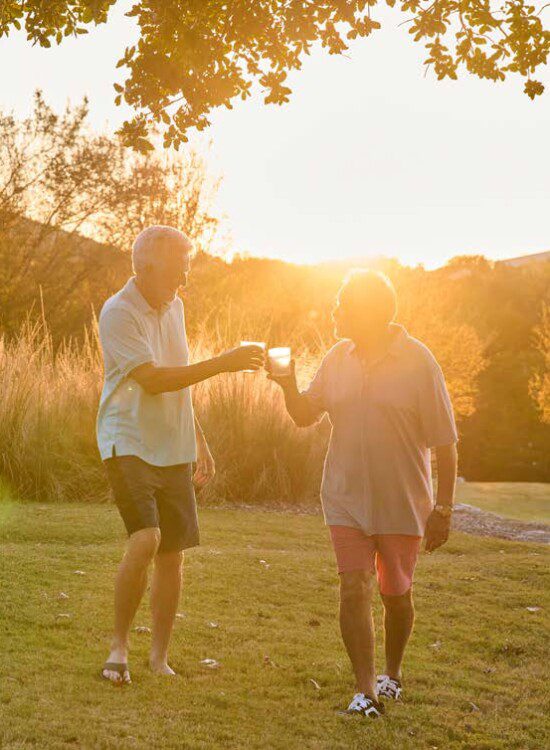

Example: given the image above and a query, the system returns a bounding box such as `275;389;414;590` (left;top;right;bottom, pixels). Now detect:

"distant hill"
500;250;550;267
442;250;549;280
0;214;130;338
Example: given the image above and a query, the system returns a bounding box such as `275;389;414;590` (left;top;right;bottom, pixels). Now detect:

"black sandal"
101;662;131;685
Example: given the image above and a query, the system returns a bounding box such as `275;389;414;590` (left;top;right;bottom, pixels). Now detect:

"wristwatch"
433;504;453;518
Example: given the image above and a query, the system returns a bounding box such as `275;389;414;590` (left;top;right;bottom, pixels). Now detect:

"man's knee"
340;570;375;609
126;527;161;566
381;588;414;615
155;549;184;572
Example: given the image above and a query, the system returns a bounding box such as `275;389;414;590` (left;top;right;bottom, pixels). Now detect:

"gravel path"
216;499;550;544
453;503;550;544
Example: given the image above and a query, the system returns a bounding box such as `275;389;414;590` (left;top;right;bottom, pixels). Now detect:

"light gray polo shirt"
96;277;196;466
304;324;458;536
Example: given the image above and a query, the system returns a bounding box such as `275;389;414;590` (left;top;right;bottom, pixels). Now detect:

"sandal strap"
103;662;129;673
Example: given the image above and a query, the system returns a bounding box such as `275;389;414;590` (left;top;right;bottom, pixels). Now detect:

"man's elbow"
142;380;164;396
132;376;160;395
130;366;164;395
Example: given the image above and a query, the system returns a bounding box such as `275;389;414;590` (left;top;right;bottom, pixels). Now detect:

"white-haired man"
97;225;264;684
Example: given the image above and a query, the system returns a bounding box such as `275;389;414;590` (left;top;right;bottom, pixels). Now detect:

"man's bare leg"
149;549;184;674
339;570;377;699
381;589;415;681
104;527;161;681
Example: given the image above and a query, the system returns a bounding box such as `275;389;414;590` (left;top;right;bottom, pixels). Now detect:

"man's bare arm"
193;414;215;487
194;414;205;439
424;442;458;553
267;362;319;427
435;442;458;506
130;345;264;395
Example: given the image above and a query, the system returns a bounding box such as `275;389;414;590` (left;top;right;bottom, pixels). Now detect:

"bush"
0;320;328;506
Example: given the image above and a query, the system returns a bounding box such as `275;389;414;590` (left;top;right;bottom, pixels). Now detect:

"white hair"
132;225;192;273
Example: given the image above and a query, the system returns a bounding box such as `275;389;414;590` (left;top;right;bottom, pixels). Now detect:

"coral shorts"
329;525;422;596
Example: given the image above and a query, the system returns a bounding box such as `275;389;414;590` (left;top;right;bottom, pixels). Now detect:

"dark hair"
338;269;397;323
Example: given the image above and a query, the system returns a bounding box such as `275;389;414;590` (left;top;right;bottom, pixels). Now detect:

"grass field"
455;482;550;524
1;499;549;750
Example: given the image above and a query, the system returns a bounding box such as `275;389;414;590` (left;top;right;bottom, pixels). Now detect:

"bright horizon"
2;1;550;269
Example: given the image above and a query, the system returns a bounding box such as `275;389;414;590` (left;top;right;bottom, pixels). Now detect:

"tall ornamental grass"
0;322;328;506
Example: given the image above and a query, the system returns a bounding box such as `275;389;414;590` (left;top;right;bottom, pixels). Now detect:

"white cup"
268;346;291;376
240;340;266;373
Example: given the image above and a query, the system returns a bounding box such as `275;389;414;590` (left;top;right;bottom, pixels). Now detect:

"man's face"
332;297;353;339
332;294;387;341
150;239;191;302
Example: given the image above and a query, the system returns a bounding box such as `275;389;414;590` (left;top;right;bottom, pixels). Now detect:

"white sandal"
345;693;385;718
376;674;402;700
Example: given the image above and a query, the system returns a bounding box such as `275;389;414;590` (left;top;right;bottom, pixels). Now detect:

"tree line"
1;98;548;483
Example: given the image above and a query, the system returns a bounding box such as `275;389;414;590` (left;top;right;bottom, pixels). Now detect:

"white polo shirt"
304;324;458;536
96;277;196;466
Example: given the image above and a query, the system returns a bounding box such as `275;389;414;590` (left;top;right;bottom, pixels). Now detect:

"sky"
2;2;550;268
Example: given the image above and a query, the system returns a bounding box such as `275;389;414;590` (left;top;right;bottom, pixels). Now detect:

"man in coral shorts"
268;270;458;718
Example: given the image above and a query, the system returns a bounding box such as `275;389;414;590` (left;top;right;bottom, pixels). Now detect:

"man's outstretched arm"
130;345;264;395
267;362;319;427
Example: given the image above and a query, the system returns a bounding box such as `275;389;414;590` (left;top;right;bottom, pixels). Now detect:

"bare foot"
149;660;177;675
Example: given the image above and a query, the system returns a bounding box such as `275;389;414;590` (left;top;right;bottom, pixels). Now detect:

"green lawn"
456;482;550;524
1;500;549;750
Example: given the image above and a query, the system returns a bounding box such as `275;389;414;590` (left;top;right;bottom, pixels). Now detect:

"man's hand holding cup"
218;343;265;373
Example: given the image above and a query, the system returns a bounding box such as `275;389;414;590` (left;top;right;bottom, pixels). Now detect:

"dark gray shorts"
104;454;199;552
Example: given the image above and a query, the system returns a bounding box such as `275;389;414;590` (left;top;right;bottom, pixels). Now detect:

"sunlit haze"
3;0;549;268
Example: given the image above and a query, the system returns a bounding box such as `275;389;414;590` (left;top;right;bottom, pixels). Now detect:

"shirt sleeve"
418;359;459;448
99;306;154;379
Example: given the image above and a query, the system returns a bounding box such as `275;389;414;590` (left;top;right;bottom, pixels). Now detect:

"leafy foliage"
0;93;221;335
0;103;547;498
435;257;550;480
1;1;549;149
184;252;550;481
530;303;550;423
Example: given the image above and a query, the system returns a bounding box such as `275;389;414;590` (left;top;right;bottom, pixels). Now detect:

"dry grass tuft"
0;321;328;505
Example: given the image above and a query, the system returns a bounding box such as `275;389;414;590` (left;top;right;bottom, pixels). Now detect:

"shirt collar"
347;323;408;359
123;276;173;316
